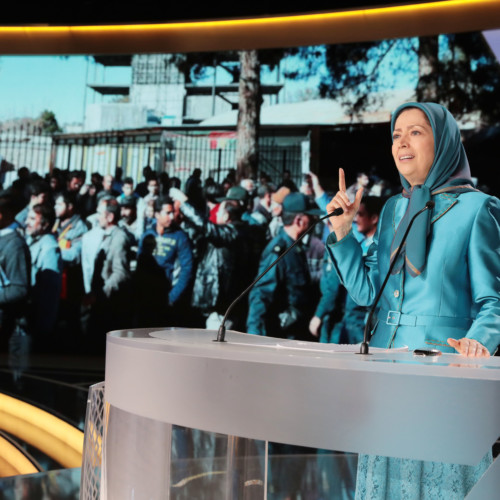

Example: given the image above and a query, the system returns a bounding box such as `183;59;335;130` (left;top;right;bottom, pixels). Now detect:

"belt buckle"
386;310;401;326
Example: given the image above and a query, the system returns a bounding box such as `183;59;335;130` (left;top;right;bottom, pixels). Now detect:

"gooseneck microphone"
215;207;344;342
358;200;435;355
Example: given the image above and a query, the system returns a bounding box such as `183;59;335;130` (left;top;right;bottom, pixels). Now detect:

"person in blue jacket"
136;195;193;326
326;102;499;499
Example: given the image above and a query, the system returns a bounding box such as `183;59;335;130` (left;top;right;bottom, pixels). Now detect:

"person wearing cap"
118;194;139;244
246;192;322;340
169;185;258;330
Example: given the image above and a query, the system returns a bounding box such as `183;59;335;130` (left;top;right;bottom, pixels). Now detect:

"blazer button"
394;290;400;298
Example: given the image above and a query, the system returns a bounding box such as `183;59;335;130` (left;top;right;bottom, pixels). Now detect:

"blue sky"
0;56;131;125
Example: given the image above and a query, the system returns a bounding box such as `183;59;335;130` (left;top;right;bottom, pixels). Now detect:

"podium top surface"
105;328;500;464
107;327;500;381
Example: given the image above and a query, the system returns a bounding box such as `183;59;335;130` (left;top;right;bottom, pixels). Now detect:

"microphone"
358;200;435;355
215;207;344;342
321;207;343;219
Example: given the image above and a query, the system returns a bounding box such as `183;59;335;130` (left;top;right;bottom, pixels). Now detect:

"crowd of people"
0;163;395;356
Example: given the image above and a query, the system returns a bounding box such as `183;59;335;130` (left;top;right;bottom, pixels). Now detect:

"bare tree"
235;50;261;182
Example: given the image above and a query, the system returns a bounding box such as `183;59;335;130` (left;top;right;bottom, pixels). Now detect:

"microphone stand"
358;201;435;355
215;208;343;342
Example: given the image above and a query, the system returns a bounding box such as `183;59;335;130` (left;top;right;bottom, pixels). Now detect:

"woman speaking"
326;102;500;498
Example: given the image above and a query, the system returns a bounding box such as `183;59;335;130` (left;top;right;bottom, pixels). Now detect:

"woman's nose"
398;134;409;147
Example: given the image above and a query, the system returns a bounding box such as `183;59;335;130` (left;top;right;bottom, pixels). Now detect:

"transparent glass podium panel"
266;446;357;500
102;405;266;499
0;468;81;499
100;404;360;500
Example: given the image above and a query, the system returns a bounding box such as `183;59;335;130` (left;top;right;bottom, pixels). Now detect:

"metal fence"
53;127;307;188
0;124;54;187
1;125;307;189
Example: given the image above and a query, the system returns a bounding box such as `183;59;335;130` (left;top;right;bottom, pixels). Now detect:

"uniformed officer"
246;192;322;340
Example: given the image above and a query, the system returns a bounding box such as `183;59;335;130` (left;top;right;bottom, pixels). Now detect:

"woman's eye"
393;134;400;140
411;130;420;135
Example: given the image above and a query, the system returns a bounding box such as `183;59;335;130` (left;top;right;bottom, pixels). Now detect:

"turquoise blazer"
326;191;500;353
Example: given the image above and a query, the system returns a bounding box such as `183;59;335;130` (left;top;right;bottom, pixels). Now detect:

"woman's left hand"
447;338;490;357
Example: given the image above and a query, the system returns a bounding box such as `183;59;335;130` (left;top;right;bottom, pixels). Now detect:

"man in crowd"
81;220;104;296
88;197;132;351
0;191;30;352
240;178;256;198
97;174;120;202
250;184;274;226
346;171;371;202
112;167;124;194
118;195;139;245
277;169;298;192
77;172;102;219
136;196;193;326
136;176;160;235
135;166;154;197
53;192;88;267
170;185;256;330
49;171;65;200
185;168;204;211
53;191;89;340
247;192;322;340
25;203;63;348
66;171;85;194
352;195;384;253
15;179;51;229
117;177;139;204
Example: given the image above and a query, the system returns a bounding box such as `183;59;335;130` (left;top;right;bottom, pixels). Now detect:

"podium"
99;328;500;499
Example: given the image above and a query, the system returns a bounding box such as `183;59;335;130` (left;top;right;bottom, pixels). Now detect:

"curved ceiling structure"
0;0;499;55
0;393;84;470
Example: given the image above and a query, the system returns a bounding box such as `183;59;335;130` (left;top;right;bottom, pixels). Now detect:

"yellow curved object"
0;435;39;477
0;393;84;469
0;0;499;55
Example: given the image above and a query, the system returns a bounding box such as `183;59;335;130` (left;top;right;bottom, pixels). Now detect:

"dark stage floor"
0;350;105;498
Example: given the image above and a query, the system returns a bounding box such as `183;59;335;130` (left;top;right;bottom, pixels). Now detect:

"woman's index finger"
339;168;346;192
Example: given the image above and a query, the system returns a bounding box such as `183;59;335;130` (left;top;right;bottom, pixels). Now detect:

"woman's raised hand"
326;168;363;241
